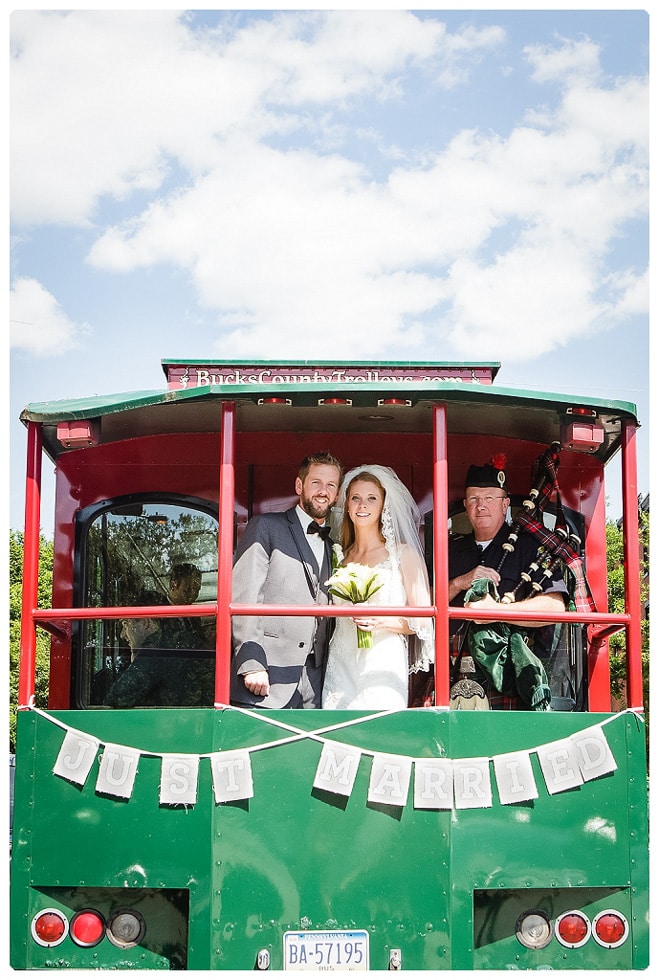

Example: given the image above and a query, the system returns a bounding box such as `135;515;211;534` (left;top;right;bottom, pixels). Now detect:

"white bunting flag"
160;754;200;805
413;758;454;810
95;743;140;799
571;726;617;781
53;730;99;786
537;738;584;794
453;757;492;809
314;742;362;797
43;709;622;814
368;753;412;807
210;750;254;804
493;750;538;804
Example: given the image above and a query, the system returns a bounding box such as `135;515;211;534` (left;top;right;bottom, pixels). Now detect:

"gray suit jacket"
230;508;333;708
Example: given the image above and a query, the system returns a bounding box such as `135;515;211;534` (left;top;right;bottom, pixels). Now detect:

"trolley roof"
20;359;638;465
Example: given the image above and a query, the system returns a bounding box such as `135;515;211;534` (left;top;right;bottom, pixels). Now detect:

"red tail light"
70;909;105;947
31;909;68;947
555;910;590;948
593;910;629;948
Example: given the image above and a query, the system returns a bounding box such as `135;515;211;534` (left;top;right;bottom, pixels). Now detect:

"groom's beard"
300;491;332;522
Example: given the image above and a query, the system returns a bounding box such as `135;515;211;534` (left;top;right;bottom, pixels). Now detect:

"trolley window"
74;497;218;708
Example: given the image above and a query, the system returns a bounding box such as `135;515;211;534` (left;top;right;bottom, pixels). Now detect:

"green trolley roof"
20;360;638;465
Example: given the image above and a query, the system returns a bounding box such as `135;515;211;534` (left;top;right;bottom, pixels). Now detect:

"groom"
230;451;343;708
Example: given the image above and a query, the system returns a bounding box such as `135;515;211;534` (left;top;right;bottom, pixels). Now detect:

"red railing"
18;403;644;713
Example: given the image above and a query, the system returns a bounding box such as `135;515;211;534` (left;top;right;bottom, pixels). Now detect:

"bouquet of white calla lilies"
325;563;384;648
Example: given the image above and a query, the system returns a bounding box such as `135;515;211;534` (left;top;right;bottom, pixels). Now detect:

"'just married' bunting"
47;707;620;811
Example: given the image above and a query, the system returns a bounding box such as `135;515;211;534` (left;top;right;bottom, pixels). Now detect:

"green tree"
606;505;649;721
9;531;53;752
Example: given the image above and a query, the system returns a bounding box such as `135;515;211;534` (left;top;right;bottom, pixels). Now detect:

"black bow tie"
307;521;331;542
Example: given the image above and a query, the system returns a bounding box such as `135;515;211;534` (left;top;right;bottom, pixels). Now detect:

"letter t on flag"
210;750;254;803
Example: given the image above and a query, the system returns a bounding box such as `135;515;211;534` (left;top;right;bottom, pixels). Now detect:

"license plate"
283;930;369;970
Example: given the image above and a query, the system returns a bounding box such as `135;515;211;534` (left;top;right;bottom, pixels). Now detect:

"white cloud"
10;12;648;363
443;244;606;359
11;9;496;226
10;278;88;356
85;59;647;361
524;36;603;85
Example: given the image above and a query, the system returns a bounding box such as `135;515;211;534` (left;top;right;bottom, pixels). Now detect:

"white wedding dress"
321;557;409;710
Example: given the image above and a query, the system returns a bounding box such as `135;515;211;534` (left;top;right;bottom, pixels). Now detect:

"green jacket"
462;578;552;710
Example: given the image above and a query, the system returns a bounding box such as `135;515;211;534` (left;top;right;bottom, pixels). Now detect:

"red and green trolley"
11;359;648;970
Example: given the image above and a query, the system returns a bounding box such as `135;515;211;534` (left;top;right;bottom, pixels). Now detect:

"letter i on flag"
493;750;538;804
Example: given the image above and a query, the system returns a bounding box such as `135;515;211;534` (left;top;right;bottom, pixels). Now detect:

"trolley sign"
283;930;369;970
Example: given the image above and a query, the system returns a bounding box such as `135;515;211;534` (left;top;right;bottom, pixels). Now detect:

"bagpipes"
496;442;596;613
449;443;596;711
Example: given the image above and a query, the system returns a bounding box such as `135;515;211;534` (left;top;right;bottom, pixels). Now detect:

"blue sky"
9;7;650;534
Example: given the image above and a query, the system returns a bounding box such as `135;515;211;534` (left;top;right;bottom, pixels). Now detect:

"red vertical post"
18;421;43;708
433;403;450;708
585;486;612;710
215;402;235;707
621;419;644;710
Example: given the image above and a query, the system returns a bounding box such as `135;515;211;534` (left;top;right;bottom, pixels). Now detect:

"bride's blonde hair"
340;470;386;552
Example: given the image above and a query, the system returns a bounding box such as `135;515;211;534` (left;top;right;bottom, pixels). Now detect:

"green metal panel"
11;707;648;970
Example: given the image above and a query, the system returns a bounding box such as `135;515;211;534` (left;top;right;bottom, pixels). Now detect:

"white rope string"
26;703;642;764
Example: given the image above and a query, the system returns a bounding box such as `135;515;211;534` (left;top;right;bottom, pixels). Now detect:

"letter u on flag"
96;743;140;799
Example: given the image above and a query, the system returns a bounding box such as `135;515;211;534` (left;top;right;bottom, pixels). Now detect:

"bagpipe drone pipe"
496;442;597;614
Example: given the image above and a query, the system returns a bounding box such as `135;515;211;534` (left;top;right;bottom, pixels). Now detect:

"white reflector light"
515;910;552;949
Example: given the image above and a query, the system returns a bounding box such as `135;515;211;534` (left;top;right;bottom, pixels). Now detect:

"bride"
321;465;434;710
